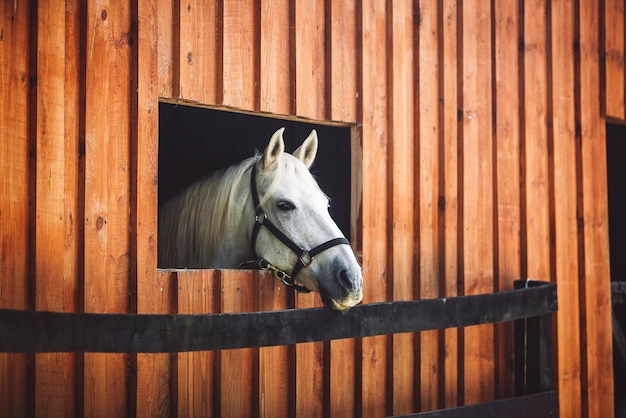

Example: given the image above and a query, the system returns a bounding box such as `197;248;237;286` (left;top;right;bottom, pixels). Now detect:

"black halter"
245;162;350;293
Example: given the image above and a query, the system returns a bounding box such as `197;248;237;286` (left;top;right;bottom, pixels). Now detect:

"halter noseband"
245;162;349;293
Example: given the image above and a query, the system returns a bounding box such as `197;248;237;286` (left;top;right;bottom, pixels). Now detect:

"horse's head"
251;128;363;310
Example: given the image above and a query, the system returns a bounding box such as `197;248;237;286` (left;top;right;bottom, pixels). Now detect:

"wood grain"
577;1;616;416
441;0;460;409
604;0;625;119
359;0;389;416
176;270;218;417
417;1;441;412
328;2;359;415
550;1;583;416
83;1;132;415
460;0;495;405
0;1;32;416
34;1;80;416
493;0;521;400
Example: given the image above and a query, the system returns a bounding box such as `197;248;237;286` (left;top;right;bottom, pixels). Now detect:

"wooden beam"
0;283;557;353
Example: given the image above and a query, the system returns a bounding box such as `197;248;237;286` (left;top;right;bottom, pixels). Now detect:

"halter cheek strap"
246;163;350;292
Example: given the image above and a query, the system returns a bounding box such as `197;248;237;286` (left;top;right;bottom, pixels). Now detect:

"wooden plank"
417;1;441;412
257;271;292;417
493;0;521;400
440;0;460;409
34;1;80;416
577;0;616;416
222;0;257;109
0;1;32;416
294;0;326;119
259;0;291;114
132;0;165;415
328;1;359;415
604;0;625;120
176;270;218;417
549;1;583;416
329;0;358;123
157;0;174;97
178;0;218;103
359;0;389;415
295;291;325;418
523;0;551;286
460;0;495;405
219;270;258;417
0;283;558;353
135;264;173;418
83;1;132;416
293;2;327;415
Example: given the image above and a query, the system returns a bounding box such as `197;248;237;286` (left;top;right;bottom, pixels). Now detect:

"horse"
158;127;363;310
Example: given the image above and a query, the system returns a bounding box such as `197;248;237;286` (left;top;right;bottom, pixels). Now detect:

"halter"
243;162;350;293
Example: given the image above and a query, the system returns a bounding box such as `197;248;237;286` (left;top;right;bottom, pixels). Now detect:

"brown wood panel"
259;0;292;114
460;0;495;405
294;0;326;119
133;0;163;415
83;1;132;416
389;0;416;415
219;270;258;417
0;1;32;416
178;0;218;103
329;0;358;123
441;0;460;409
577;1;616;417
328;2;359;415
176;270;218;417
359;0;389;416
34;1;80;416
222;0;257;109
550;1;583;417
523;0;551;285
604;0;625;120
157;0;174;98
257;271;292;417
417;1;441;412
294;291;325;417
493;0;521;400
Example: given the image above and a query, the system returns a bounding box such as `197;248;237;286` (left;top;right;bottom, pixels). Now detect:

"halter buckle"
255;212;267;224
298;251;313;267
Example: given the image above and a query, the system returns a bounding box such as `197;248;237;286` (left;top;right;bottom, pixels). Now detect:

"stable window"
158;100;357;269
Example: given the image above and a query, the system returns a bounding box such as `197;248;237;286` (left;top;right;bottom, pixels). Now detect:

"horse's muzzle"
320;269;363;311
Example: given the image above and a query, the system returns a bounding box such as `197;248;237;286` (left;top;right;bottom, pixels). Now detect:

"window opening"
158;100;354;269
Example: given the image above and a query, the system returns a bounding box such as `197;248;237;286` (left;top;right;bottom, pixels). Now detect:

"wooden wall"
1;0;623;417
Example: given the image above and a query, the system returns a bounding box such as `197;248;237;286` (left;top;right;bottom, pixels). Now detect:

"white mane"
158;153;305;268
159;155;257;268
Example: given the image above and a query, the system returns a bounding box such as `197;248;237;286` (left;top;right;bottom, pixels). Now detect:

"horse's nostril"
338;269;354;292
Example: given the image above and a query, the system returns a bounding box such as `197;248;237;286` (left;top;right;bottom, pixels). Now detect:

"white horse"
159;128;363;310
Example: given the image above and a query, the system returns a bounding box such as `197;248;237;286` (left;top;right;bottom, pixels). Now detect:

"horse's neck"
201;173;255;268
208;199;255;268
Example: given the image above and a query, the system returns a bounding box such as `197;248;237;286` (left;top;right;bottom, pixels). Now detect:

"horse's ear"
293;129;318;169
263;127;285;170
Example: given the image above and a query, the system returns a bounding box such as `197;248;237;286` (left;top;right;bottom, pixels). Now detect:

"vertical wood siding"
0;0;622;417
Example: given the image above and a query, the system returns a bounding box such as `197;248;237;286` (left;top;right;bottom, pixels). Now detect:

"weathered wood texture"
0;0;620;417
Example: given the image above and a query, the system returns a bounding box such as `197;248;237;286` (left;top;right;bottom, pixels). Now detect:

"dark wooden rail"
0;279;559;417
0;280;556;353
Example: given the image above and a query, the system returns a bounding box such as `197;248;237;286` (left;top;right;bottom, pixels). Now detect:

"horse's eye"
277;200;296;211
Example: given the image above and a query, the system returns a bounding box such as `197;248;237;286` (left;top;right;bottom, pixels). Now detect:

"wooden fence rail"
0;281;556;353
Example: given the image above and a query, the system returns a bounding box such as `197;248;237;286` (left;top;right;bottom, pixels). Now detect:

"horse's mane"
159;155;258;268
158;153;301;268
